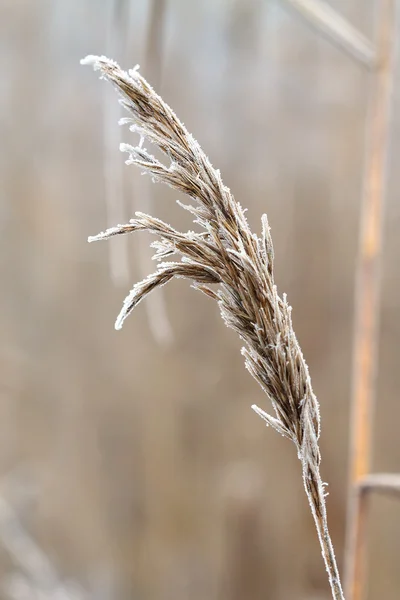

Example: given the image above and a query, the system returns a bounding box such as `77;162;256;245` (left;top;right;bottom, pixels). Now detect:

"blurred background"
1;0;400;598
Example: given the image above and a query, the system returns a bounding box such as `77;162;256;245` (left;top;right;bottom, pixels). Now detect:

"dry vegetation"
82;54;345;600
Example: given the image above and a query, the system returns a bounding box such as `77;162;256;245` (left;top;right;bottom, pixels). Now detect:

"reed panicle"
81;55;344;600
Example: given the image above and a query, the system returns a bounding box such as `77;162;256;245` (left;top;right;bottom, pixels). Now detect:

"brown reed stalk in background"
344;2;397;599
81;55;345;600
130;0;174;345
102;0;130;285
282;0;376;68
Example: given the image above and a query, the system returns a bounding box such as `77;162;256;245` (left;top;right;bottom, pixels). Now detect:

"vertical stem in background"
104;0;130;285
344;2;397;599
282;0;376;68
143;0;167;85
131;0;173;344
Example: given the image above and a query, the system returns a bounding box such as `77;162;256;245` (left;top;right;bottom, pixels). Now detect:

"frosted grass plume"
81;54;345;600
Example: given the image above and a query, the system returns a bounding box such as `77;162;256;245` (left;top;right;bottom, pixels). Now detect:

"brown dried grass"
81;55;345;600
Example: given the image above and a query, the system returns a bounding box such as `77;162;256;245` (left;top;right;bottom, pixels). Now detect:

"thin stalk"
344;2;397;599
281;0;376;68
302;458;345;599
103;0;130;285
131;0;173;345
359;473;400;499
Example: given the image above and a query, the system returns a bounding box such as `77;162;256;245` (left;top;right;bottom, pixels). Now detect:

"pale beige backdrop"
1;1;399;599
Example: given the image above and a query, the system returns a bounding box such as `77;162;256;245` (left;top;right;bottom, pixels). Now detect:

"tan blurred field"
1;1;399;598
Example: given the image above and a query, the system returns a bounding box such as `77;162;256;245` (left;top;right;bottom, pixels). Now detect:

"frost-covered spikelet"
81;55;345;600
